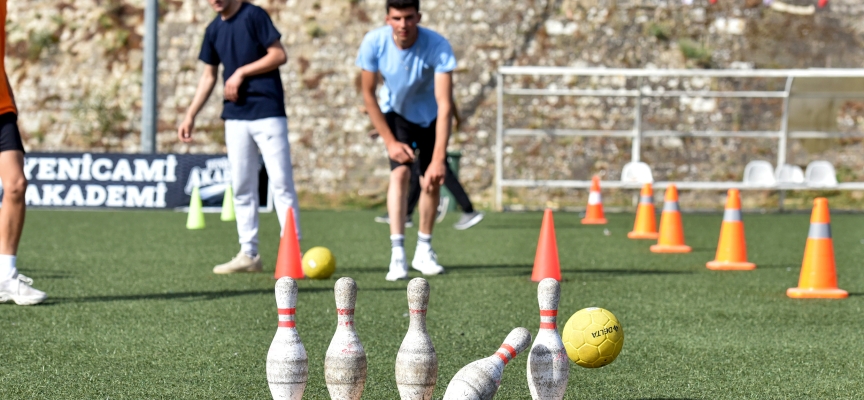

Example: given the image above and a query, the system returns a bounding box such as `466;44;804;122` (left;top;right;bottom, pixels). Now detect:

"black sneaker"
454;212;484;230
374;213;414;228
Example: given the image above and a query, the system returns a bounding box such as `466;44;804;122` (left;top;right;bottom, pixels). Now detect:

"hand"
387;141;415;164
224;69;245;102
178;118;195;143
422;159;446;192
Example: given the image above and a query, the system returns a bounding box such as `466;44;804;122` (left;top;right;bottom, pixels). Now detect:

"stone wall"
8;0;864;210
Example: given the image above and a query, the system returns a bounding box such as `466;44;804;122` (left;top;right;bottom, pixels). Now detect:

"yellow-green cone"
220;184;236;222
186;186;205;230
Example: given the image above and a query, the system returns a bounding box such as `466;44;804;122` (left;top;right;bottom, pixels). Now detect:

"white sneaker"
0;274;47;305
412;247;445;275
213;252;263;274
386;256;409;281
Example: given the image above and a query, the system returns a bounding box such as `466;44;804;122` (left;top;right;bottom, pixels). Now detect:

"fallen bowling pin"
527;278;569;400
395;278;438;400
324;277;367;400
443;327;532;400
266;277;308;400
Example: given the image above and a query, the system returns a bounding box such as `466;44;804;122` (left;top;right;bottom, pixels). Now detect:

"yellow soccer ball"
561;307;624;368
301;247;335;279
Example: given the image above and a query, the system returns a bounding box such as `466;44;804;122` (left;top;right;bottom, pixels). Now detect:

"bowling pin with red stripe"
527;278;569;400
443;327;532;400
267;277;308;400
325;277;367;400
396;278;438;400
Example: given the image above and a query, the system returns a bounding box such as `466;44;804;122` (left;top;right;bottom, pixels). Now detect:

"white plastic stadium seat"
742;161;776;186
620;162;654;184
805;161;838;187
775;164;805;184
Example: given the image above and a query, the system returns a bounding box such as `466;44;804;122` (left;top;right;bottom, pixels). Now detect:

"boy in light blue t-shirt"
356;0;456;281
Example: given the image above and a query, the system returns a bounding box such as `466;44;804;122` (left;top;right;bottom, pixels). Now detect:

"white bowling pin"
443;327;532;400
266;277;308;400
527;278;569;399
324;277;367;400
396;278;438;400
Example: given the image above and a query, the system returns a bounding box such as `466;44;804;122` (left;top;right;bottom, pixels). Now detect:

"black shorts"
0;112;24;153
386;112;436;175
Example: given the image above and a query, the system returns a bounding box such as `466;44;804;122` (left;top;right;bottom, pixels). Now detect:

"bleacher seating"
742;161;776;186
805;161;838;187
621;161;654;184
775;164;805;184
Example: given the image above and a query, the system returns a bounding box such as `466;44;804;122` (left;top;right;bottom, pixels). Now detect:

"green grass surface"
2;210;864;399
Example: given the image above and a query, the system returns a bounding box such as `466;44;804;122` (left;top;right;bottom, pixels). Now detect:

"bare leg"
388;165;411;236
418;176;440;235
0;150;26;256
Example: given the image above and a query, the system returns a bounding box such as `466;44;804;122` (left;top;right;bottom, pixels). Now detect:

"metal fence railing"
495;67;864;210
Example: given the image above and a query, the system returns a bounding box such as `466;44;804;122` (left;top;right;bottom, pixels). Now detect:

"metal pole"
141;0;158;154
495;73;504;211
778;76;794;167
631;77;643;163
778;76;794;212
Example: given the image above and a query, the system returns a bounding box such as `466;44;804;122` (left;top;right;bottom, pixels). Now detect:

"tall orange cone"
650;185;691;253
787;198;847;299
274;207;304;280
532;209;561;282
628;183;658;239
581;176;607;225
707;189;755;270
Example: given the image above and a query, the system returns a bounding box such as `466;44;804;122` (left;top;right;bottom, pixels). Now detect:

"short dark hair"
386;0;419;13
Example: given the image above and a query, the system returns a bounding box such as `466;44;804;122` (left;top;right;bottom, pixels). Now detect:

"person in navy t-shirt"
356;0;456;281
178;0;300;275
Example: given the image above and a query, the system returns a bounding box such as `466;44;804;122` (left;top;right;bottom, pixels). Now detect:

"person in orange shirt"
0;0;47;305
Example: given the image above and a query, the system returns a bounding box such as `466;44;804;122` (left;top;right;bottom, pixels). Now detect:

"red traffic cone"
532;209;561;282
274;208;304;279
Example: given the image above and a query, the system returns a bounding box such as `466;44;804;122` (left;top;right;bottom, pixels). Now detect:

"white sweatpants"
225;117;300;256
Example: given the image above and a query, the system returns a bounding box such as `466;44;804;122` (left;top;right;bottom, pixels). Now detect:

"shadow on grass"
46;287;403;305
442;264;692;277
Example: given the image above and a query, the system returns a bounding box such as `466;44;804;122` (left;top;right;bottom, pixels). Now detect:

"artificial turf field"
2;209;864;399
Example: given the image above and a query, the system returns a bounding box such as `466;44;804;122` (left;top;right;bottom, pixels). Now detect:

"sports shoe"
213;252;263;274
411;247;445;275
0;274;47;305
374;214;414;228
436;196;450;223
385;256;409;281
454;211;485;230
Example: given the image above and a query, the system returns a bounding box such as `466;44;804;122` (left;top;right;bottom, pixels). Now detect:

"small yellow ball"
561;307;624;368
301;247;336;279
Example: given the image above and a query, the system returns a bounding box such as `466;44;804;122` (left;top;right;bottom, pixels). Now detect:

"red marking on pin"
539;310;558;317
540;322;557;329
337;308;355;315
278;321;296;328
501;344;517;359
278;308;296;315
409;309;427;314
496;352;510;364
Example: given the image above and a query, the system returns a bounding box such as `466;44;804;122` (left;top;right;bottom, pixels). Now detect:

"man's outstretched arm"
178;64;218;143
360;70;414;164
424;71;453;189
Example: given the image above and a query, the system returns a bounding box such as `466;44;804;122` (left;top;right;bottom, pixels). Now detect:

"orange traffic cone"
581;176;607;225
650;185;691;253
707;189;755;270
532;209;561;282
787;198;847;299
628;183;658;239
274;207;304;280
